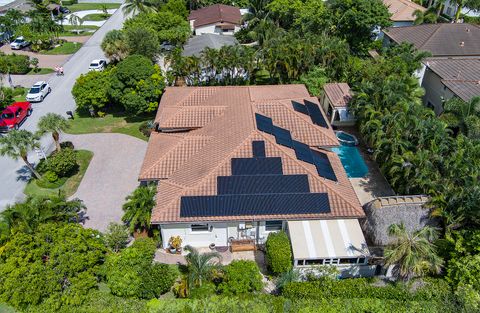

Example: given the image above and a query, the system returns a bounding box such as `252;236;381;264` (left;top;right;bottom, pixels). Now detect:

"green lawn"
27;67;55;75
60;25;99;36
67;3;121;12
83;13;111;21
24;150;93;198
65;113;151;141
13;87;27;102
40;42;82;55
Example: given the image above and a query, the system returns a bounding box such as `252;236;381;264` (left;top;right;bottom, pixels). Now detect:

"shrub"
104;222;130;253
60;141;75;150
265;231;292;274
218;260;264;295
105;238;177;298
43;171;58;183
72;69;112;114
47;148;78;177
0;53;30;74
139;120;154;137
0;87;15;109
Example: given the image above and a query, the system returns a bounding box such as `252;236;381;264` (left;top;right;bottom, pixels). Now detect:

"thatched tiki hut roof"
361;195;437;247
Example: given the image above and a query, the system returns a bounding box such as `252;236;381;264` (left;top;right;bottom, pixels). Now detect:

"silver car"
10;37;29;50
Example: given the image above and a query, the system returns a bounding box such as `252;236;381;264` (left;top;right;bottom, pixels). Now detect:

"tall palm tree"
121;184;156;234
36;113;69;152
101;30;129;62
0;130;41;179
184;245;221;290
122;0;156;15
68;13;83;33
441;96;480;140
384;223;443;281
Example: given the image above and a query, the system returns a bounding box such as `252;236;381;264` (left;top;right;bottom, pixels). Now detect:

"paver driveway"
63;133;147;231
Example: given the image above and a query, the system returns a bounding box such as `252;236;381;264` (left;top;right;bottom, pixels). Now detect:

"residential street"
0;7;128;211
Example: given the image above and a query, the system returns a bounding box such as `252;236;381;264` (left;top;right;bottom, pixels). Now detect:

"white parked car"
26;81;51;102
10;37;29;50
89;59;107;71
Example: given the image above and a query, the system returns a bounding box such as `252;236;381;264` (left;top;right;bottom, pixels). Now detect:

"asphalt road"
0;7;128;211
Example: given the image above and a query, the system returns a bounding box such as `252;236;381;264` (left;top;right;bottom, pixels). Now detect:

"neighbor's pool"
331;144;369;178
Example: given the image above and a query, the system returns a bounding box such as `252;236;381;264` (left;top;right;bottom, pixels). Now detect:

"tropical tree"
36;113;70;152
441;96;480;140
184;245;221;290
413;8;438;24
0;130;41;179
121;184;156;234
122;0;156;15
384;223;443;281
68;13;83;32
101;30;129;62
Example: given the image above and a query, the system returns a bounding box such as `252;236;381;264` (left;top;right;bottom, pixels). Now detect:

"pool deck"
336;126;395;206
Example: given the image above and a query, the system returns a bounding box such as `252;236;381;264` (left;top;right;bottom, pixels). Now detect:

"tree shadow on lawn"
16;165;32;182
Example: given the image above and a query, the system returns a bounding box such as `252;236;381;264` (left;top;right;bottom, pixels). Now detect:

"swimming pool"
331;145;369;178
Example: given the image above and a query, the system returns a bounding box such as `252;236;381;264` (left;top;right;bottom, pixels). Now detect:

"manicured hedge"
37;148;78;178
265;231;292;274
0;53;30;74
282;278;453;302
218;260;264;295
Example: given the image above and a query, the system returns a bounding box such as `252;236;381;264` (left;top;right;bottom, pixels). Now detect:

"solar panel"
272;126;293;148
180;193;330;217
292;100;309;115
305;100;329;128
293;141;313;163
217;174;310;195
231;157;283;175
252;141;265;157
311;150;337;181
255;113;274;134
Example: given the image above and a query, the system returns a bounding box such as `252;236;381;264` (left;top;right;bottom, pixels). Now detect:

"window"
191;223;209;232
265;220;283;231
339;258;358;264
304;259;323;266
358;258;366;264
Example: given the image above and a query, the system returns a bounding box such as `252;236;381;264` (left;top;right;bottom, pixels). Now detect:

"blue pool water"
331;145;369;178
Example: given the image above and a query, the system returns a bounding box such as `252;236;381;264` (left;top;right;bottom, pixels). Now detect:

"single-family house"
182;33;238;57
383;23;480;113
320;83;355;127
139;85;374;277
383;0;426;27
188;4;241;36
438;0;480;19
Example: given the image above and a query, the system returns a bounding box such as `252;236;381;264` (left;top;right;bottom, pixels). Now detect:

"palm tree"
0;130;41;179
384;223;443;281
121;184;156;234
413;8;438;25
184;245;221;290
68;13;83;33
36;113;70;152
441;96;480;140
101;30;129;62
122;0;156;15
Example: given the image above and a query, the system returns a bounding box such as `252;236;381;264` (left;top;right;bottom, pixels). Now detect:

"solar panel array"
292;100;329;128
254;113;337;181
179;140;331;218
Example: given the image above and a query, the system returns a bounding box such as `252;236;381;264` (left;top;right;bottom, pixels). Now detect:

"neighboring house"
320;83;355;127
139;85;374;277
188;4;241;36
383;0;426;27
361;195;435;247
440;0;480;19
182;33;238;57
421;57;480;114
0;0;33;15
384;23;480;113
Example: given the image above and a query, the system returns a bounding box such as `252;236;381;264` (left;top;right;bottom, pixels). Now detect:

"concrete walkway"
63;133;147;232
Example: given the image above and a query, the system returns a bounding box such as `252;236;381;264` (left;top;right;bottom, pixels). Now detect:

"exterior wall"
193;24;238;35
160;220;284;248
296;264;376;278
421;67;455;115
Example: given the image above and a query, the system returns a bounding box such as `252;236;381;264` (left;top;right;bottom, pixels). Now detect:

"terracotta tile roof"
384;23;480;57
323;83;352;108
188;4;241;28
425;57;480;101
141;85;364;223
383;0;425;22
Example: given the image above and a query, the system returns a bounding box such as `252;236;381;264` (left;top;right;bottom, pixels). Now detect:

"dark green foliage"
105;238;177;298
0;53;30;74
104;222;130;253
42;170;58;183
44;148;78;177
265;231;292;274
0;223;107;310
72;69;111;114
218;260;263;295
124;27;160;61
122;185;156;234
0;87;15;109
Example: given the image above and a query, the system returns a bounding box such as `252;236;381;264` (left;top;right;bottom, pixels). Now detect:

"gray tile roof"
426;57;480;101
384;23;480;56
182;34;238;57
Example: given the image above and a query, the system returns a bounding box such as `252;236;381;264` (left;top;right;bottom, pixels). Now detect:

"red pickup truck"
0;102;32;132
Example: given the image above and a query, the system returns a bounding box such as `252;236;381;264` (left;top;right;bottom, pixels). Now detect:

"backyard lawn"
83;13;111;21
24;150;93;198
67;3;121;12
60;25;99;36
40;42;82;55
27;68;55;75
65;114;151;141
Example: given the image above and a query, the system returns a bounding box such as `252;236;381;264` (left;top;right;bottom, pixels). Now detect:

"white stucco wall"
421;67;455;115
193;24;238;35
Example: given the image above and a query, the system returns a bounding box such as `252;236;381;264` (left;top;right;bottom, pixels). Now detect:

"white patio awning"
287;219;369;260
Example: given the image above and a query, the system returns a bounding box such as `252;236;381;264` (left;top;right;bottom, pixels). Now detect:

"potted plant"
168;236;182;254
